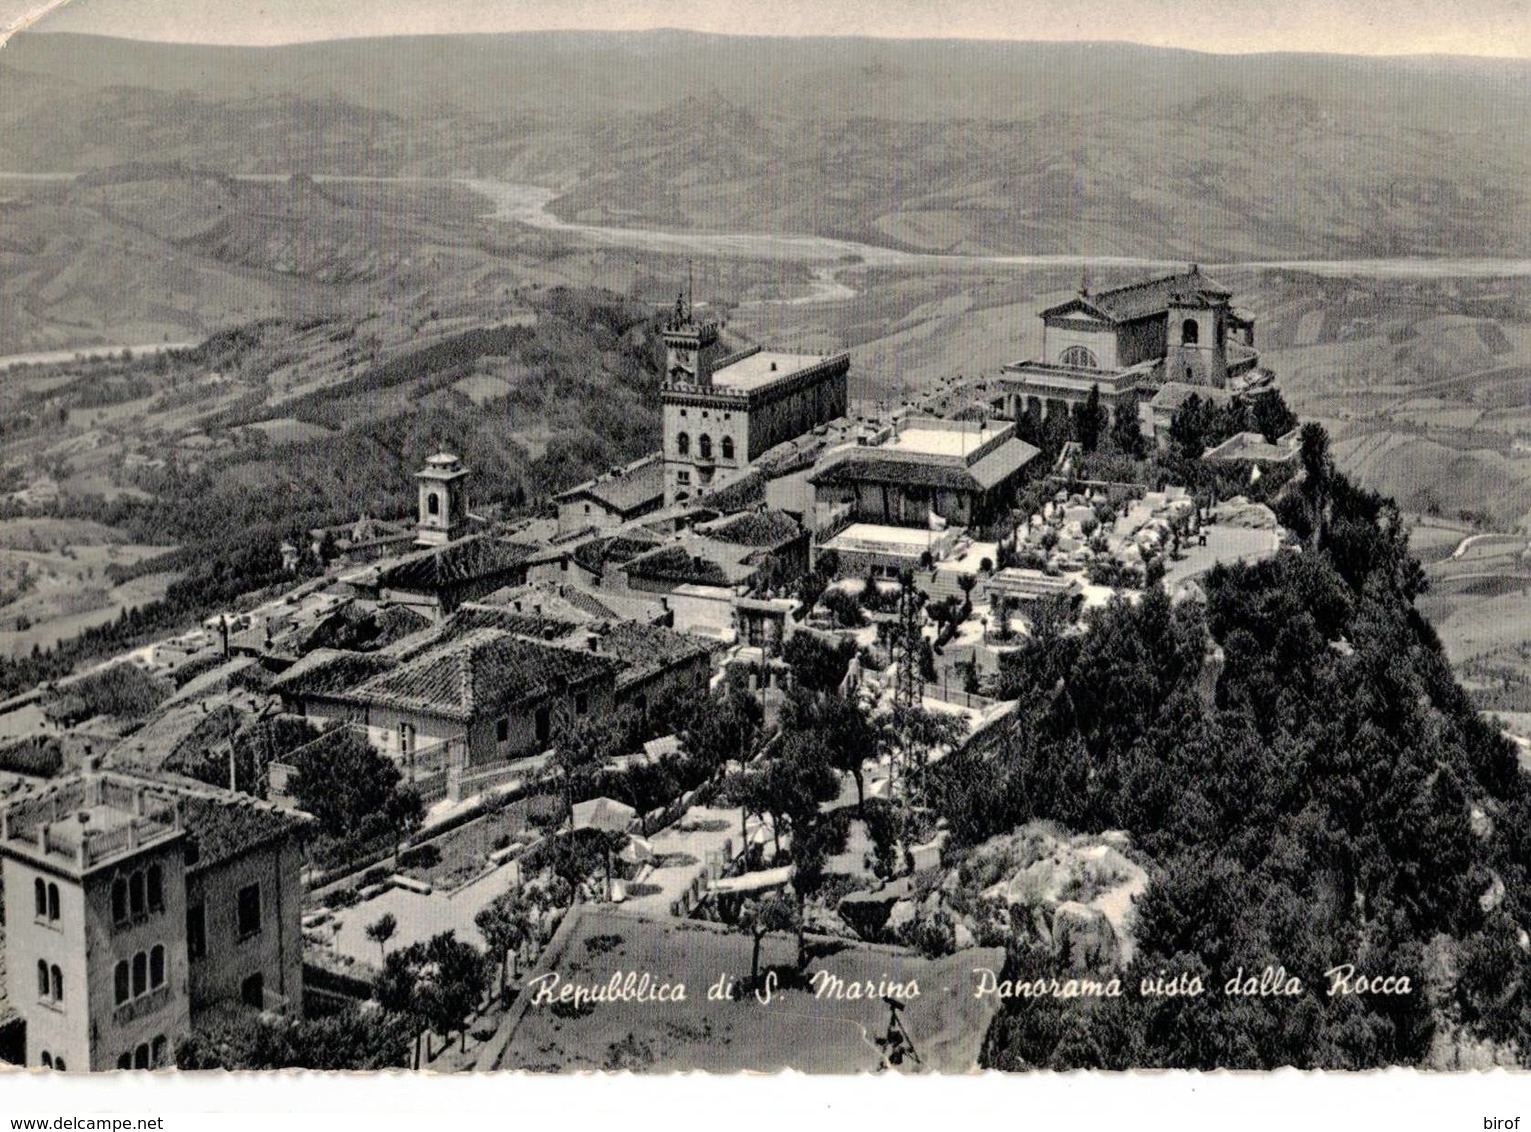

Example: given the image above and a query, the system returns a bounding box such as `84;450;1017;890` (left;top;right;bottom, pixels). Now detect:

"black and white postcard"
0;1;1528;1117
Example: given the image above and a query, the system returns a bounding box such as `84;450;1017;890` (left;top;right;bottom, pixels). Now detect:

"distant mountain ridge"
7;31;1531;126
1;30;1528;259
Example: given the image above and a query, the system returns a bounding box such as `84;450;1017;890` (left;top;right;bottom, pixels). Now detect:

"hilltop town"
0;261;1528;1074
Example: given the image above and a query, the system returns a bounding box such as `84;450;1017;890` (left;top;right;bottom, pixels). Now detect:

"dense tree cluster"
175;1005;414;1070
283;726;425;867
938;428;1531;1068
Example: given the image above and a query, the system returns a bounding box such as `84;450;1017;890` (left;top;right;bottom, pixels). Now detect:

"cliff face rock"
956;822;1150;967
1216;497;1281;530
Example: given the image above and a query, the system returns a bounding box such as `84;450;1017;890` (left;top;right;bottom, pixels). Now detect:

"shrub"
820;587;867;628
321;887;361;910
398;843;442;871
0;737;63;778
43;663;171;725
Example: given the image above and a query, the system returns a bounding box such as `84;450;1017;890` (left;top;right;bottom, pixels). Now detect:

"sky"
2;0;1527;58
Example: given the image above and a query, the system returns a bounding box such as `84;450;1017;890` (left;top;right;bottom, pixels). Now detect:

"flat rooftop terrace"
713;350;836;393
2;777;182;872
826;522;937;549
884;423;1004;458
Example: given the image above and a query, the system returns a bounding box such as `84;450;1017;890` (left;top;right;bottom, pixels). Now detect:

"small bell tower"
416;453;469;547
1163;264;1230;388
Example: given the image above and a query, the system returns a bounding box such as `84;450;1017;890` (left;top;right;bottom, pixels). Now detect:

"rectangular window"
496;717;509;744
574;692;589;716
187;903;206;960
236;884;261;940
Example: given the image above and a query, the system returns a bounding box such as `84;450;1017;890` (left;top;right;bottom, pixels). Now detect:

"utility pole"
221;702;240;794
890;571;924;869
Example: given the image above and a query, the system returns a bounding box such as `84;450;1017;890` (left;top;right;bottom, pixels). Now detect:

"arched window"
676;432;690;457
129;872;145;918
53;1058;64;1072
427;492;440;516
699;434;712;460
132;952;147;997
1060;346;1098;369
112;877;128;924
146;866;163;913
134;1044;149;1070
47;882;60;921
721;436;735;461
37;960;49;998
1181;318;1199;345
149;946;165;989
115;961;130;1005
50;965;62;1003
118;1052;132;1071
40;1052;52;1069
34;878;46;918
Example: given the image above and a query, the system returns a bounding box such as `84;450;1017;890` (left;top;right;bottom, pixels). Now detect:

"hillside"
0;285;669;685
1;33;1528;259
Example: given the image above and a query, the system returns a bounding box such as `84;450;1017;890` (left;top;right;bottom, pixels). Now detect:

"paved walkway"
1162;524;1281;588
326;858;523;965
619;805;745;914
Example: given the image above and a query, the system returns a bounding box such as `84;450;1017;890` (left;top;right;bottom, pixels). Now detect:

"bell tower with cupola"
1163;264;1230;388
415;453;469;548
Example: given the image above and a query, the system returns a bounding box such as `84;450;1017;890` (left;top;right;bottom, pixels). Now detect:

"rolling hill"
0;32;1526;260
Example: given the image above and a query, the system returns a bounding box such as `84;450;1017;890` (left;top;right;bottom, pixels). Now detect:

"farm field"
0;517;177;658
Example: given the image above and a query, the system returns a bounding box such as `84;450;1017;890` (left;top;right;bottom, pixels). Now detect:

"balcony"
113;983;173;1026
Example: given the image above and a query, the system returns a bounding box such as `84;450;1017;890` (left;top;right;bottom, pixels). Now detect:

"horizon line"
12;26;1531;64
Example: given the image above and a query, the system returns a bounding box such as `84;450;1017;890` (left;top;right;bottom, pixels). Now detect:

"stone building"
808;416;1039;531
659;297;850;507
0;767;306;1071
269;627;622;790
996;266;1260;431
553;454;666;536
369;535;539;621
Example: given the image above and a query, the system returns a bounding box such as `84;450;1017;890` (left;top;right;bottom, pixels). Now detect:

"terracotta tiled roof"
295;603;433;654
554;454;666;515
582;622;711;692
700;508;803;548
550;586;670;626
181;792;306;873
1042;269;1233;324
571;530;665;576
376;535;537;593
622;544;733;587
621;533;763;588
269;649;398;700
439;602;584;642
346;628;620;723
809;438;1039;493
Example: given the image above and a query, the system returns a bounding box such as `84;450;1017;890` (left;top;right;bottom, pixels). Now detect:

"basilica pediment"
1039;297;1114;325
